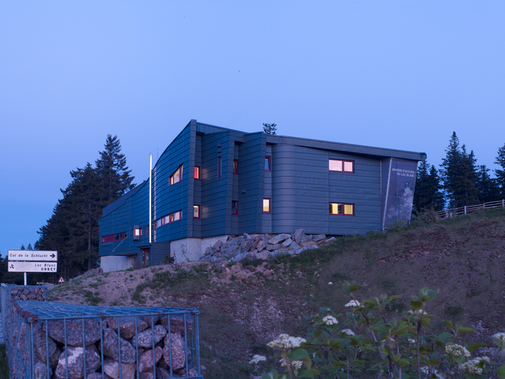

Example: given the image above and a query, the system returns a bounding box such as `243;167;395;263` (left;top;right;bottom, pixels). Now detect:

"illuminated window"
155;210;183;228
233;159;238;174
265;156;271;171
263;198;271;213
102;232;127;243
193;205;200;219
329;159;354;173
194;166;200;180
329;203;354;216
170;164;183;185
232;201;238;215
133;227;142;240
218;157;222;178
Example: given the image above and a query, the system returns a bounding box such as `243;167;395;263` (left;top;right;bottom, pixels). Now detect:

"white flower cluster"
267;334;306;349
249;355;266;365
322;315;338;325
459;356;490;375
345;300;360;307
341;329;354;336
420;366;444;379
279;358;304;370
445;343;471;357
493;332;505;342
408;338;416;344
407;309;427;315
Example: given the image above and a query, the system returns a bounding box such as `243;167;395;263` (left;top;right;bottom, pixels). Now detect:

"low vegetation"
43;208;505;378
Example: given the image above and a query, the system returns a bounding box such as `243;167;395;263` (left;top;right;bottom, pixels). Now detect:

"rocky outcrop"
200;229;333;263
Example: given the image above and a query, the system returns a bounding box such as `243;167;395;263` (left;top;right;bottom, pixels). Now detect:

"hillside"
49;208;505;378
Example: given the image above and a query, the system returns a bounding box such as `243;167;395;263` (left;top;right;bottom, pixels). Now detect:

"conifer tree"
495;143;505;197
413;161;444;212
440;132;479;208
476;165;500;203
262;123;277;135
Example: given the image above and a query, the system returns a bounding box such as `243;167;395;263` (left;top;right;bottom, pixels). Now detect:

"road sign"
8;261;57;273
8;250;57;262
59;277;65;283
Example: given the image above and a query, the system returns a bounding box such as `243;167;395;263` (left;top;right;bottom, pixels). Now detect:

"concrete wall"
101;255;137;272
170;235;229;263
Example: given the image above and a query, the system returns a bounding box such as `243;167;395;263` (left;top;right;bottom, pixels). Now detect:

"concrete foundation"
101;255;137;273
170;235;229;263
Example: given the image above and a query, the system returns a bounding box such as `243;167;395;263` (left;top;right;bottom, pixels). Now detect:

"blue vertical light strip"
382;158;392;230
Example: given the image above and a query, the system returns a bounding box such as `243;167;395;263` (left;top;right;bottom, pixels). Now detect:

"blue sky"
1;1;504;258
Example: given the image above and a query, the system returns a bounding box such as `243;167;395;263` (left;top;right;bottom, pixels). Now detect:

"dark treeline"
4;135;135;284
414;132;505;213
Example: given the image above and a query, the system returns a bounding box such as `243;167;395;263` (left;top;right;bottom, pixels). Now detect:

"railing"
436;199;505;219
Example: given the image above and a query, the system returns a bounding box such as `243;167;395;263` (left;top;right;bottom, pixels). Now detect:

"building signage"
8;262;57;273
8;250;58;262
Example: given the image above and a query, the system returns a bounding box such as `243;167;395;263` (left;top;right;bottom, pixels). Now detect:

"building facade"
99;120;426;271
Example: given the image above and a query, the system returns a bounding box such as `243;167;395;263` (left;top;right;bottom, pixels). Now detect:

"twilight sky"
1;1;504;258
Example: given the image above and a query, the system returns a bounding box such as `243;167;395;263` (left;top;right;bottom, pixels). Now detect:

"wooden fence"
435;199;505;219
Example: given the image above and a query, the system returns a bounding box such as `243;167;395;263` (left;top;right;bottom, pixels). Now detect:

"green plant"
258;284;504;378
0;345;8;378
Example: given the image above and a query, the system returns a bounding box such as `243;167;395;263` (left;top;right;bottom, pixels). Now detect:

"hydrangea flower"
267;334;306;349
459;357;490;375
493;332;505;342
407;309;427;315
322;315;338;325
408;338;416;344
341;329;354;336
249;355;266;365
345;300;360;307
445;343;471;357
279;358;304;370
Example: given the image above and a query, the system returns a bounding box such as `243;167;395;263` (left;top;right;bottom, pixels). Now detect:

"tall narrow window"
193;205;200;219
218;157;222;178
170;164;183;185
232;200;238;215
194;166;200;180
329;159;354;173
265;156;271;171
329;202;354;216
263;198;271;213
233;159;238;174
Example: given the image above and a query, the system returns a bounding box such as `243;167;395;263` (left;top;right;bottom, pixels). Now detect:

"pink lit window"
193;205;200;219
233;160;238;174
194;166;200;180
263;198;271;213
329;159;354;173
170;164;183;185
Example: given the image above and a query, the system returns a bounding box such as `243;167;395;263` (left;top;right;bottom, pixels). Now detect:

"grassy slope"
49;208;505;378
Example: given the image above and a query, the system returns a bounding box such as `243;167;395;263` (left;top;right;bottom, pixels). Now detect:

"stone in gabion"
160;315;193;336
101;328;136;364
139;346;163;372
163;333;186;370
140;314;160;326
106;316;149;340
156;366;173;379
46;319;101;347
54;346;101;379
34;361;52;379
86;373;114;379
133;324;168;348
103;358;136;379
33;322;57;363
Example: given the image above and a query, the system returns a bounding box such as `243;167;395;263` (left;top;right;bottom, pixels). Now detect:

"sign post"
8;250;58;285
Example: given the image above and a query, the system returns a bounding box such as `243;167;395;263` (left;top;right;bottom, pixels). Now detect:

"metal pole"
149;153;153;244
24;272;27;286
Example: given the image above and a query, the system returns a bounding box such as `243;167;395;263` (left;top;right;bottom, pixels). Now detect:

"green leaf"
444;320;454;329
288;348;309;361
437;332;453;342
299;370;314;378
497;365;505;378
468;343;487;352
262;370;278;379
410;300;423;310
301;356;312;370
458;327;476;334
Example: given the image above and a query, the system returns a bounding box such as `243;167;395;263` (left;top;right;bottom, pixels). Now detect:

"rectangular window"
329;159;354;173
155;210;183;228
263;198;271;213
232;200;238;215
218;157;222;178
265;156;271;171
102;232;127;243
194;166;200;180
329;202;354;216
193;205;200;219
170;164;183;185
233;159;238;174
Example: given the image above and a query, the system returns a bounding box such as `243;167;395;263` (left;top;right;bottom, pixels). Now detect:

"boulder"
101;328;136;364
107;316;149;340
293;228;305;244
103;358;136;379
163;333;186;370
54;346;101;379
139;347;163;372
268;233;290;244
160;315;193;336
46;319;101;347
281;238;293;248
133;325;168;348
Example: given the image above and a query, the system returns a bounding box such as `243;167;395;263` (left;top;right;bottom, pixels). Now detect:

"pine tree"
262;123;277;135
413;161;444;212
440;132;479;208
476;165;500;203
495;143;505;197
95;135;135;204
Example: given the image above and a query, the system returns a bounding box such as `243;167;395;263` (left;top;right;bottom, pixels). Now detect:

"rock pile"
15;315;198;379
199;229;335;264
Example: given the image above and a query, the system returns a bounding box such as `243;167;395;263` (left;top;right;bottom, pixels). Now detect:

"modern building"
99;120;426;271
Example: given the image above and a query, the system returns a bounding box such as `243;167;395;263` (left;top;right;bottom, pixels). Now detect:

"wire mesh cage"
1;285;202;379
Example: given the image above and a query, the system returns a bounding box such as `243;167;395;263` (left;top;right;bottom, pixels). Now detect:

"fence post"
464;206;467;215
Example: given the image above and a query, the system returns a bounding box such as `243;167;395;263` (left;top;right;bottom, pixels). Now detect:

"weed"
83;290;102;306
